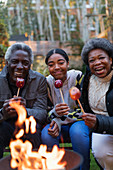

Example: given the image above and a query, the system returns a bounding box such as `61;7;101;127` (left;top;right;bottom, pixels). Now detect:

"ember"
9;101;66;170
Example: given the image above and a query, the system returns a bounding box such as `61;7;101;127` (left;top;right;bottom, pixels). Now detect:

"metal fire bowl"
0;150;83;170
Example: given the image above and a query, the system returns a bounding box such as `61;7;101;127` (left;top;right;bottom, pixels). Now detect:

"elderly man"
0;42;47;158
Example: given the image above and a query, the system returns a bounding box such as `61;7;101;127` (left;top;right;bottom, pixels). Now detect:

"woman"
81;38;113;170
41;48;90;170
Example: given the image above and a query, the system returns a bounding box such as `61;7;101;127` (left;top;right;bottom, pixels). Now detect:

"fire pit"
0;102;83;170
0;150;83;170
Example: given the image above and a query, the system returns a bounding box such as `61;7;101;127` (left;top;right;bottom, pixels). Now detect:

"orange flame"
10;101;27;126
9;101;66;170
10;140;66;170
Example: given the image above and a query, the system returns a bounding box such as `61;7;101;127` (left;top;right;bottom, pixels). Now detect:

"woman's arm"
96;114;113;134
82;113;113;135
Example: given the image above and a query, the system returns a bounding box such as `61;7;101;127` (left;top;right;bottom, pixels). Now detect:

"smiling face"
47;53;69;82
6;50;31;84
88;49;112;78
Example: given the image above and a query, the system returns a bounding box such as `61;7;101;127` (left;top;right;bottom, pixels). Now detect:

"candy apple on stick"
69;86;85;114
54;79;65;103
16;78;25;97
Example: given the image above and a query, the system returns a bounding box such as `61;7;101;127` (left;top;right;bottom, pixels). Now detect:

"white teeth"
95;68;103;71
15;72;21;74
15;72;22;76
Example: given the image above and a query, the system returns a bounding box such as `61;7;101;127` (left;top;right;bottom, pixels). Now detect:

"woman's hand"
82;113;97;129
55;103;70;116
48;120;59;137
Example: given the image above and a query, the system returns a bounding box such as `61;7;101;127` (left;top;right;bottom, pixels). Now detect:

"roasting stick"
17;88;20;97
59;88;65;103
77;99;85;114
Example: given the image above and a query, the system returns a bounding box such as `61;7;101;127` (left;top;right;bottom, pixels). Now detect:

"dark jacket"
0;66;47;126
81;68;113;135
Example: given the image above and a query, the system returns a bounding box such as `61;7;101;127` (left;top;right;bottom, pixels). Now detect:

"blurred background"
0;0;113;74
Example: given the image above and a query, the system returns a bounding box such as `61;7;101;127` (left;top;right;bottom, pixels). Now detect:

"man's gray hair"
5;42;34;63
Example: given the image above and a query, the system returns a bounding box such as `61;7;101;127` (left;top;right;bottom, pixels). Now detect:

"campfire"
9;101;66;170
0;101;83;170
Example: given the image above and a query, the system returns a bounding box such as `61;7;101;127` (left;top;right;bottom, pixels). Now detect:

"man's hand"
2;96;26;119
82;113;97;129
55;103;70;116
48;120;59;137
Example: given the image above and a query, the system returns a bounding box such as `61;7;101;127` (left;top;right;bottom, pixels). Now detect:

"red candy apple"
69;86;85;114
54;79;64;103
16;78;25;88
69;87;81;100
54;80;63;89
16;78;25;96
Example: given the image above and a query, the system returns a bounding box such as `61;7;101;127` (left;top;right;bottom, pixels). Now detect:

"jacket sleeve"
48;105;83;123
96;114;113;134
26;77;47;126
0;112;3;123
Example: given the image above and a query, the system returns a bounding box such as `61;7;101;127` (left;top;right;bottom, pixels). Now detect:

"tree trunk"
47;0;54;41
36;0;44;40
16;3;21;34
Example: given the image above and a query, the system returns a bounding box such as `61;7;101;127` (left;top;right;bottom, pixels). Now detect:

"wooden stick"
77;99;85;114
17;88;20;97
59;88;65;103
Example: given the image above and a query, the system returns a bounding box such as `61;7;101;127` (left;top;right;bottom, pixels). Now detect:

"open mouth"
95;67;103;71
94;67;105;75
55;71;62;74
15;72;23;77
95;66;104;71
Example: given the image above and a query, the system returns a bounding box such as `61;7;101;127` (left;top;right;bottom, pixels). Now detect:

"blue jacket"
0;66;47;126
81;69;113;134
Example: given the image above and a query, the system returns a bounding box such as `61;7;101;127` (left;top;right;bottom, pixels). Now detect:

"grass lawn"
3;151;10;157
90;151;100;170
